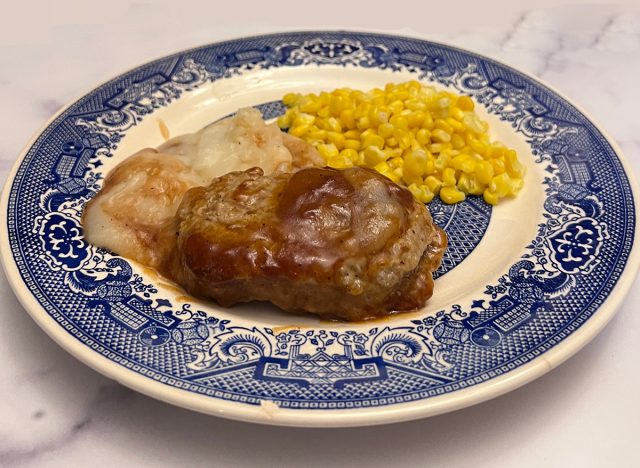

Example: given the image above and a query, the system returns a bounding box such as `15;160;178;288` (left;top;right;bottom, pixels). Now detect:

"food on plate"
278;80;525;205
83;106;447;320
83;108;322;266
167;166;446;321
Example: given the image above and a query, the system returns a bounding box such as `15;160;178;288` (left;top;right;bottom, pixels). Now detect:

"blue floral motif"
35;212;90;270
547;218;605;274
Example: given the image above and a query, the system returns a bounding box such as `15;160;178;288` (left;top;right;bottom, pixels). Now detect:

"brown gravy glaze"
179;167;415;281
167;166;446;321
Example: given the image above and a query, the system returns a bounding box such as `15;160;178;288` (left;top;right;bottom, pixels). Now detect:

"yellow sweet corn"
403;149;429;179
317;143;339;160
363;146;387;166
442;167;457;187
279;81;525;204
441;186;466;204
340;148;359;163
344;139;361;151
425;175;443;194
326;154;354;168
408;183;435;203
362;133;385;149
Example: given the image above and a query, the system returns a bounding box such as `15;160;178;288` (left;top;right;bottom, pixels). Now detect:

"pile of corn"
277;81;525;205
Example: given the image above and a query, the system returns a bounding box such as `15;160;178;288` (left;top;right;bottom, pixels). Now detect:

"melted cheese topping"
158;108;293;184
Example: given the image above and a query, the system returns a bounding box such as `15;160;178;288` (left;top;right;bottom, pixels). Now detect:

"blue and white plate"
2;31;638;427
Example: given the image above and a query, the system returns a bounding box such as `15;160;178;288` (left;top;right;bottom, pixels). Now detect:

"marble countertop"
1;1;638;466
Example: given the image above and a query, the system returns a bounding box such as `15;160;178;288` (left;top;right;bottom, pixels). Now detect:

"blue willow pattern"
7;32;634;409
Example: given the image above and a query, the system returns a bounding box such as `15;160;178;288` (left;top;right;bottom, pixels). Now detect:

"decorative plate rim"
1;30;639;427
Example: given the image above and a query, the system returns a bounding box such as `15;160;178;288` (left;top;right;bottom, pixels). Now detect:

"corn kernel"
458;173;484;196
340;148;359;162
308;128;328;140
430;142;451;154
425;175;442;194
483;189;499;205
392;129;411;149
450;107;465;121
364;146;387;166
418;187;434;203
464;114;485;134
277;112;293;129
389;114;409;130
283;92;300;106
442;167;457;186
435;152;451;171
432;128;452;143
385;147;403;159
289;124;311;137
299;99;321;114
415;128;430;146
325;117;342;133
329;95;345;116
434;119;453;134
369;107;389;125
441;186;466;204
408;111;426;128
328;131;346;150
452;155;478;174
317;106;330;118
476;161;495;184
457;95;475;111
327;153;354;168
362;133;385;148
422;112;434;129
318;143;339;160
393;167;404;181
374;161;398;182
490;173;512;197
389;100;405;114
505;149;526;178
376;123;394;139
490;158;506;175
357;116;371;130
404;149;429;179
446;133;461;149
340;109;356;129
408;183;434;203
344;139;361;151
385;137;398;148
446;117;464;132
408;183;422;199
389;156;404;168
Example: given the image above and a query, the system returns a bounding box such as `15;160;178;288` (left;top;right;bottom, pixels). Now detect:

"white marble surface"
1;1;639;466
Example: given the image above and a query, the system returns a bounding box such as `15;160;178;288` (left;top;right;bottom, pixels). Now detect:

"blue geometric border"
5;31;635;409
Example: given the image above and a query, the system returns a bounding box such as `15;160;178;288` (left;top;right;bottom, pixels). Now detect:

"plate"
1;31;638;427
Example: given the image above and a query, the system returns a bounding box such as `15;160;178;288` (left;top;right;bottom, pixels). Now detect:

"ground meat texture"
166;166;447;321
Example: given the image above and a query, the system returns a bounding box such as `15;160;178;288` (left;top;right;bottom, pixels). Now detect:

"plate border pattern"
1;31;638;424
